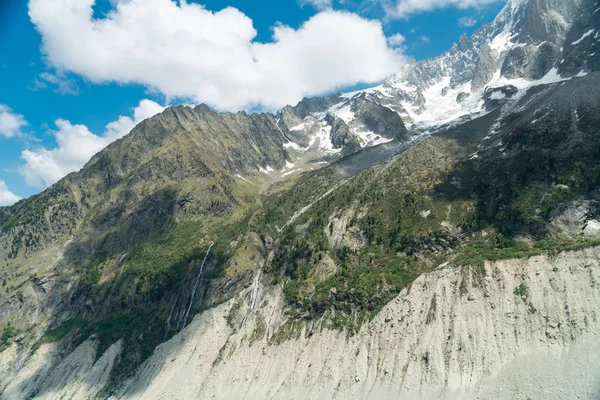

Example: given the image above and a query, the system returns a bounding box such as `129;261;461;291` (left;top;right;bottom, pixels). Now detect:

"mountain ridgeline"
1;0;600;398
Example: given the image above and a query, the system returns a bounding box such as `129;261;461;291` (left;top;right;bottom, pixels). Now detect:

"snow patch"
572;29;595;46
289;122;311;132
283;141;307;152
259;165;274;174
490;29;518;54
328;102;355;124
404;77;486;127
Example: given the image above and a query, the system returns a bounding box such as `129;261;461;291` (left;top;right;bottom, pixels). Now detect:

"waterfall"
241;270;261;329
181;243;213;329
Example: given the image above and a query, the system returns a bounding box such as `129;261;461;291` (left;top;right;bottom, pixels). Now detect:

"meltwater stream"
241;271;261;329
181;243;214;329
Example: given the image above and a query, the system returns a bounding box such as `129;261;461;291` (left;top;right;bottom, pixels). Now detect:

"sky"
0;0;506;205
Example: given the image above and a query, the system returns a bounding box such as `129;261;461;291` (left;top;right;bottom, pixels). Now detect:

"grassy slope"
249;102;600;328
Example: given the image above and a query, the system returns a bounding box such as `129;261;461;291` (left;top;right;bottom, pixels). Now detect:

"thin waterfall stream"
181;243;213;329
241;270;261;329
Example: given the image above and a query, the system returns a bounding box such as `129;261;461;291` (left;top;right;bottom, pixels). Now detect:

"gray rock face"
472;44;500;91
278;106;312;147
483;85;519;110
501;42;561;79
290;94;341;120
351;97;409;142
515;0;580;44
584;219;600;236
456;92;470;103
551;201;596;236
467;0;580;86
324;114;361;153
559;0;600;76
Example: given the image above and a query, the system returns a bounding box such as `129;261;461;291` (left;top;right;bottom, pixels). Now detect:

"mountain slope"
1;0;600;398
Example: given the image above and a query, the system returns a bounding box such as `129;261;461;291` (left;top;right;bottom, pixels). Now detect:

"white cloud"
32;72;79;95
387;33;406;47
0;105;27;138
29;0;404;111
386;0;501;19
420;35;431;43
458;16;478;27
0;181;21;207
20;99;164;188
300;0;333;10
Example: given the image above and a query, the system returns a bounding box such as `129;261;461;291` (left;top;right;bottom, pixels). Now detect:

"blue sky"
0;0;506;203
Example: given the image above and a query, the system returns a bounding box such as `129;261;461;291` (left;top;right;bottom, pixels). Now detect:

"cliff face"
2;246;599;399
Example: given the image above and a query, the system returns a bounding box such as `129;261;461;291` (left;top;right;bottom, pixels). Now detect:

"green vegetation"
440;104;600;238
280;244;424;319
0;183;79;258
259;104;600;331
122;221;207;281
42;314;88;344
249;316;267;346
453;233;600;269
0;323;21;352
514;282;529;299
441;103;600;269
255;140;467;327
67;214;250;389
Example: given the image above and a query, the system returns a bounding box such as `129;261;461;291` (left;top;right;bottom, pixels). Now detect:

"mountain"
1;0;600;398
315;0;596;129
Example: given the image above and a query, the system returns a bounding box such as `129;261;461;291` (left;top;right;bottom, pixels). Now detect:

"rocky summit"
1;0;600;399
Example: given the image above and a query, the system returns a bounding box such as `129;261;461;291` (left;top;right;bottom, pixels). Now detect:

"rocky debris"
1;2;599;399
106;246;600;400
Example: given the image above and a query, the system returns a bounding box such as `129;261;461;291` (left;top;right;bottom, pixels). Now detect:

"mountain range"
1;0;600;398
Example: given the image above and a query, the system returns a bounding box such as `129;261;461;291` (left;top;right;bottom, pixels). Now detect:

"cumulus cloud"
0;181;21;207
20;99;164;188
387;33;406;47
458;16;478;27
0;105;27;138
29;0;404;111
386;0;501;19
